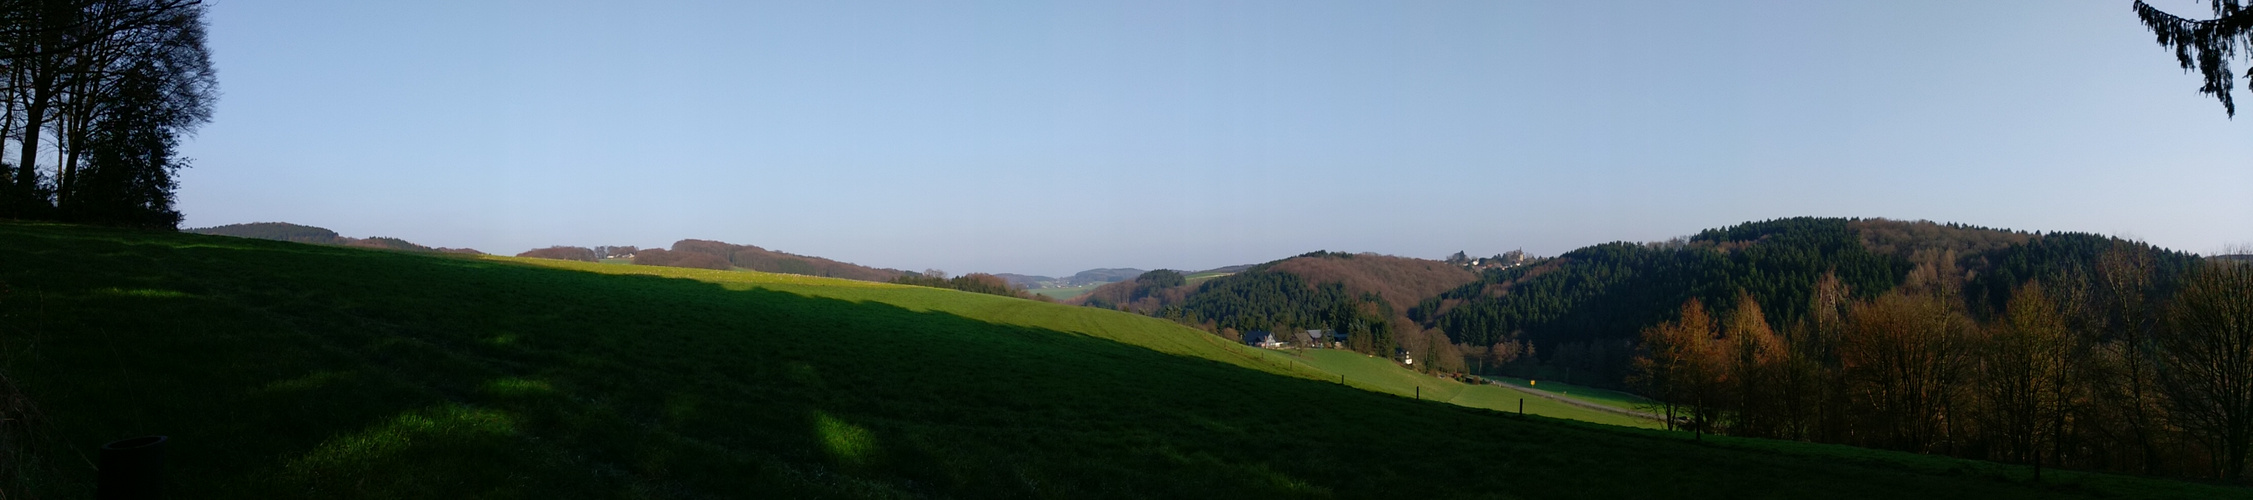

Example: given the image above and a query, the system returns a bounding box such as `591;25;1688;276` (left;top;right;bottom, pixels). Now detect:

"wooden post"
1415;387;1420;400
1519;399;1524;416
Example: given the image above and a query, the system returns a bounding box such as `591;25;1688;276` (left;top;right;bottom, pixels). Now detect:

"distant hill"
996;268;1148;289
186;222;341;243
188;222;481;254
632;239;907;281
992;273;1052;288
2214;254;2252;262
1073;252;1477;362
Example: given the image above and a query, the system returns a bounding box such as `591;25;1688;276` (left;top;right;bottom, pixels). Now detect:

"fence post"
99;435;166;500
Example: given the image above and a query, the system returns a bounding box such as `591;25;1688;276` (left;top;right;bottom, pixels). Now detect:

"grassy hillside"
1279;350;1653;428
0;222;2239;498
1482;375;1656;414
1027;283;1102;300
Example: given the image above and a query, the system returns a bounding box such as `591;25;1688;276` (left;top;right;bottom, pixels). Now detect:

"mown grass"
0;222;2244;498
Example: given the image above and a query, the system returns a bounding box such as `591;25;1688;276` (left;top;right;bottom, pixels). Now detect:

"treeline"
1415;218;2177;389
186;222;481;254
1631;252;2253;481
1075;269;1196;314
515;245;636;262
890;271;1051;302
0;0;217;228
186;222;340;244
624;239;907;281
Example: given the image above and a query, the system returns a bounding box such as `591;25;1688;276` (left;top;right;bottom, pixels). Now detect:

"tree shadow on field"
0;223;2237;499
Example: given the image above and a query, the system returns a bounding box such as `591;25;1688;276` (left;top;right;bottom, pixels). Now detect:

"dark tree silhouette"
0;0;215;226
2136;1;2253;116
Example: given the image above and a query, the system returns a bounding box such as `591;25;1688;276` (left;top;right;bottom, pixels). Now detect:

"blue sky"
180;0;2251;277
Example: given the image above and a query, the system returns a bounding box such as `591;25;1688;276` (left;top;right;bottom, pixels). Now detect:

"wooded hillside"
633;238;908;281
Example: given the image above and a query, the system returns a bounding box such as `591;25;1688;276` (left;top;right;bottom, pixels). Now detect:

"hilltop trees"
0;0;216;227
634;248;733;270
518;246;599;262
890;271;1049;301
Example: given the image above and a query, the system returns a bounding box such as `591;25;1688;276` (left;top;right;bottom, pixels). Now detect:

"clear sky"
179;0;2251;277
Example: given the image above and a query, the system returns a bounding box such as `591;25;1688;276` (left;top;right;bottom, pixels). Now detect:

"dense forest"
1630;248;2252;481
1412;218;2206;390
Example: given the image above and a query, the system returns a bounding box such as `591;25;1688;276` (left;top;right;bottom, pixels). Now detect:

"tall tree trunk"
16;88;44;196
1;61;19;175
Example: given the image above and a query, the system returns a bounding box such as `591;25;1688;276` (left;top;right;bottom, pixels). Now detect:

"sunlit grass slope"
1483;375;1658;414
1278;350;1654;428
0;222;2241;498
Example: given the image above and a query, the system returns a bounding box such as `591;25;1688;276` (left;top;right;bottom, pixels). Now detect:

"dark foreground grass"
0;222;2243;498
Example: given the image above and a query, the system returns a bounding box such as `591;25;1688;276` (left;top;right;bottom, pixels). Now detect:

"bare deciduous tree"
2157;259;2253;480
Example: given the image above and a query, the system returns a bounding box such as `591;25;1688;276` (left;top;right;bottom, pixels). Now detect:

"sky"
178;0;2252;277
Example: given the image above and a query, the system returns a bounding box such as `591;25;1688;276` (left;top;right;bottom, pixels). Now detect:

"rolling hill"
632;238;909;281
188;222;482;254
994;268;1148;290
0;221;2231;497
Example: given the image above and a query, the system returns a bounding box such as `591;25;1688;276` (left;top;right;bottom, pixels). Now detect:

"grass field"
1275;350;1655;428
1027;283;1103;300
1481;375;1659;414
1184;271;1232;284
0;222;2243;498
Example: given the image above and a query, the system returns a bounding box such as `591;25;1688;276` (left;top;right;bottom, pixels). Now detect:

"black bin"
98;435;166;500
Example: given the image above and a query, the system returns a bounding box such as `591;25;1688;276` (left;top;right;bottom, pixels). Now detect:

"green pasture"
1481;375;1659;414
1028;283;1103;300
0;222;2239;498
1275;350;1656;428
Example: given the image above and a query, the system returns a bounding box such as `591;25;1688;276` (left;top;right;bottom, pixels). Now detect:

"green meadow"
1027;283;1103;300
1275;350;1655;428
0;222;2241;498
1481;375;1659;415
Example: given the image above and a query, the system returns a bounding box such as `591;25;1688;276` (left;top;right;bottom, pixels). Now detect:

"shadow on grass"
0;222;2242;499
